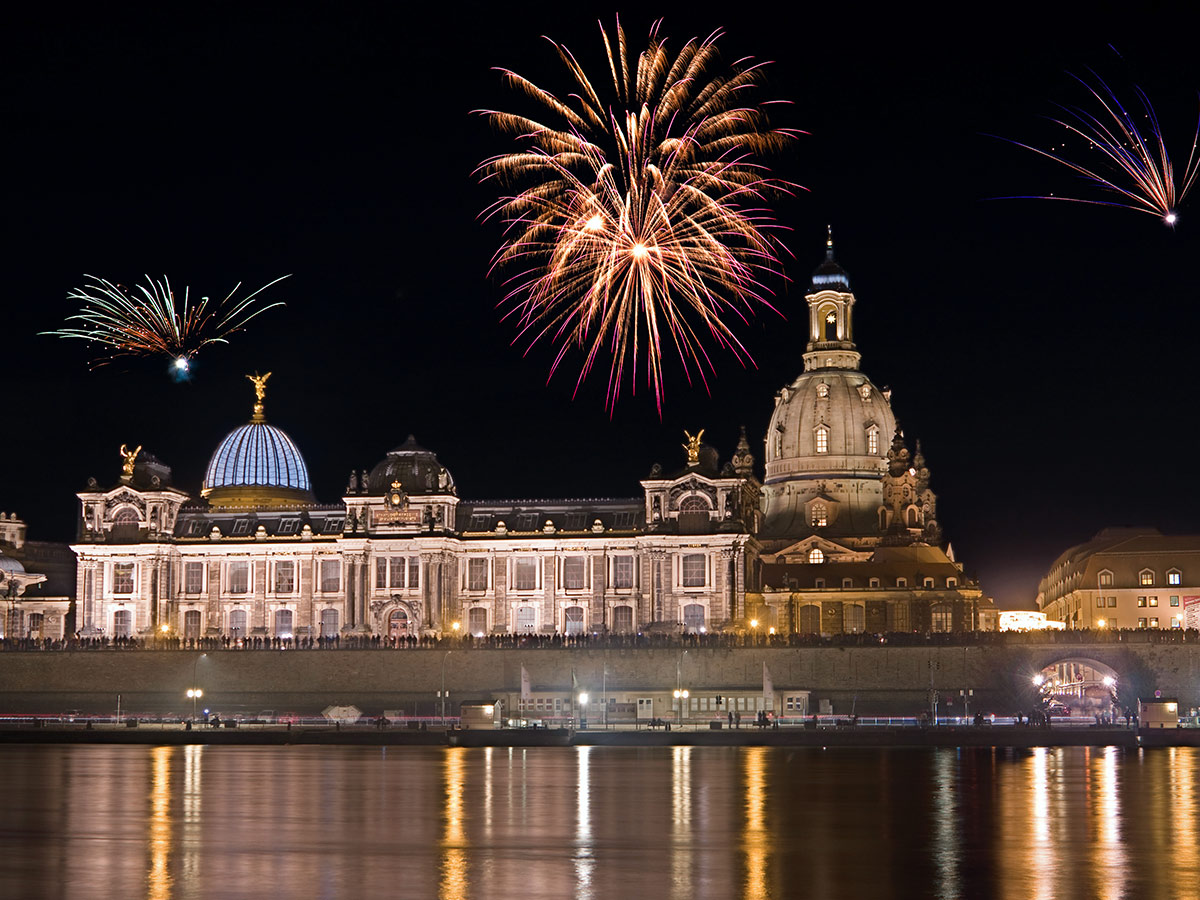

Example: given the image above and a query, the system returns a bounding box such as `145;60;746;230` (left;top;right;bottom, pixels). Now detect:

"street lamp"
440;650;452;726
673;688;690;724
187;688;203;720
578;691;589;729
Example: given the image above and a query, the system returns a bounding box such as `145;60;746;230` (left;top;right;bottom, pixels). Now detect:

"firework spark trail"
477;18;800;412
1000;71;1200;225
43;274;289;371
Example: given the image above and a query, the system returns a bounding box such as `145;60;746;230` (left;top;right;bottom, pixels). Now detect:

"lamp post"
440;650;451;726
675;650;689;726
750;618;759;646
187;688;203;720
578;691;589;729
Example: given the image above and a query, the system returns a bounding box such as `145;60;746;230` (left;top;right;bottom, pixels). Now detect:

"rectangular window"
468;558;488;591
185;562;204;594
187;520;206;536
375;558;387;589
231;519;250;536
1096;595;1106;608
1150;617;1159;628
227;562;249;594
275;561;295;593
278;518;299;535
408;557;419;589
867;429;879;455
1140;572;1154;586
681;553;706;588
1171;596;1180;607
1169;572;1182;585
1137;597;1147;607
323;518;343;534
390;557;405;588
1138;617;1147;629
563;556;586;591
1108;596;1117;608
113;563;135;594
1172;617;1183;628
515;558;538;591
1149;596;1158;607
613;556;634;589
612;511;635;529
1099;572;1113;586
320;560;341;593
815;428;828;454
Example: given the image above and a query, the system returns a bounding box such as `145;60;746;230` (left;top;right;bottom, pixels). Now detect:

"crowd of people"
2;625;1198;652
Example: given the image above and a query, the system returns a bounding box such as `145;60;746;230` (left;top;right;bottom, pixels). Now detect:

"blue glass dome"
205;422;311;493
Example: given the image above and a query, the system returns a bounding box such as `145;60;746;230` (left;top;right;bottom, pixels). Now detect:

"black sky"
5;1;1200;609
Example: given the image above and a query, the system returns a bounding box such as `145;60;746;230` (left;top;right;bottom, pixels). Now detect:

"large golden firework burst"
478;18;799;412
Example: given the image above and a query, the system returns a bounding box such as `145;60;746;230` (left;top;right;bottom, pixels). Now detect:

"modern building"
69;238;994;640
1037;527;1200;630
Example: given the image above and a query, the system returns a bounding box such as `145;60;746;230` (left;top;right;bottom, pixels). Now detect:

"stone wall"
1;643;1197;716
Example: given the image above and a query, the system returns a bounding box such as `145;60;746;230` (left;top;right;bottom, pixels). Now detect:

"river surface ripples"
1;744;1197;899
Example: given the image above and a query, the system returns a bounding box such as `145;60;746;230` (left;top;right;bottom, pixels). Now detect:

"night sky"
5;2;1200;609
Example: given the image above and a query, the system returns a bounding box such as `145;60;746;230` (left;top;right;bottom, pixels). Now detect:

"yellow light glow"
630;243;649;259
585;214;604;231
1098;618;1107;628
750;619;758;628
451;621;461;632
160;624;169;633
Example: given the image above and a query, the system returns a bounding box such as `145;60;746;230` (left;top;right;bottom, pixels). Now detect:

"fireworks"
477;18;798;412
44;274;288;372
1003;71;1200;225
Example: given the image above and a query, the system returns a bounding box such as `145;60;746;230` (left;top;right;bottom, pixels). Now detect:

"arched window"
823;309;838;341
113;609;132;638
816;382;830;399
680;496;708;512
798;605;821;634
468;607;487;636
907;507;919;527
808;548;825;565
184;610;201;640
867;425;880;456
815;426;829;454
389;608;409;638
320;608;339;638
112;508;139;525
811;502;828;528
682;604;705;632
564;606;585;635
229;609;247;636
274;609;294;638
612;605;634;633
844;604;865;633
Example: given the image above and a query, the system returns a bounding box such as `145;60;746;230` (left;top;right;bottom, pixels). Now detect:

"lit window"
514;558;538;591
1137;597;1147;608
320;559;340;593
275;561;295;593
563;556;586;591
227;562;249;594
808;548;825;565
1168;571;1182;585
867;426;879;456
468;558;488;591
931;605;953;633
681;554;706;587
811;502;828;527
1150;617;1159;628
816;383;829;399
113;563;135;594
1149;597;1158;607
185;562;204;594
815;426;829;454
390;557;405;587
1138;617;1147;629
1140;571;1154;586
613;556;634;589
1099;571;1113;586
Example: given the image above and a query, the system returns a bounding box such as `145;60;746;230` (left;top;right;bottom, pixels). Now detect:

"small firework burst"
1001;71;1200;226
44;274;288;371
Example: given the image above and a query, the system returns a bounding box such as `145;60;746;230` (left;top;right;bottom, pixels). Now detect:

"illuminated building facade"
1037;527;1200;630
69;240;993;639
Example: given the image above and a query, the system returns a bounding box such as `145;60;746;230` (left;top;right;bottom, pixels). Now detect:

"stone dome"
0;551;26;575
366;435;455;496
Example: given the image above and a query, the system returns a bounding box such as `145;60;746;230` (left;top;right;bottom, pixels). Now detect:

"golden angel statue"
247;371;272;402
119;444;142;477
682;429;705;465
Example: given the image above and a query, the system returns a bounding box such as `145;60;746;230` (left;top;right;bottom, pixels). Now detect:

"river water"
1;744;1196;899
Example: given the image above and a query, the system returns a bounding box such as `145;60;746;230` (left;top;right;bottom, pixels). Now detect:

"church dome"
0;551;26;575
201;374;316;508
366;435;455;495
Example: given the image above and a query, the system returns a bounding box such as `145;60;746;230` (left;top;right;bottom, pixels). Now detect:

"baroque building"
69;239;995;640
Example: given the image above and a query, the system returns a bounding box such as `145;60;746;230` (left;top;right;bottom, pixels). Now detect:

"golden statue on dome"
247;371;271;421
682;429;705;465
